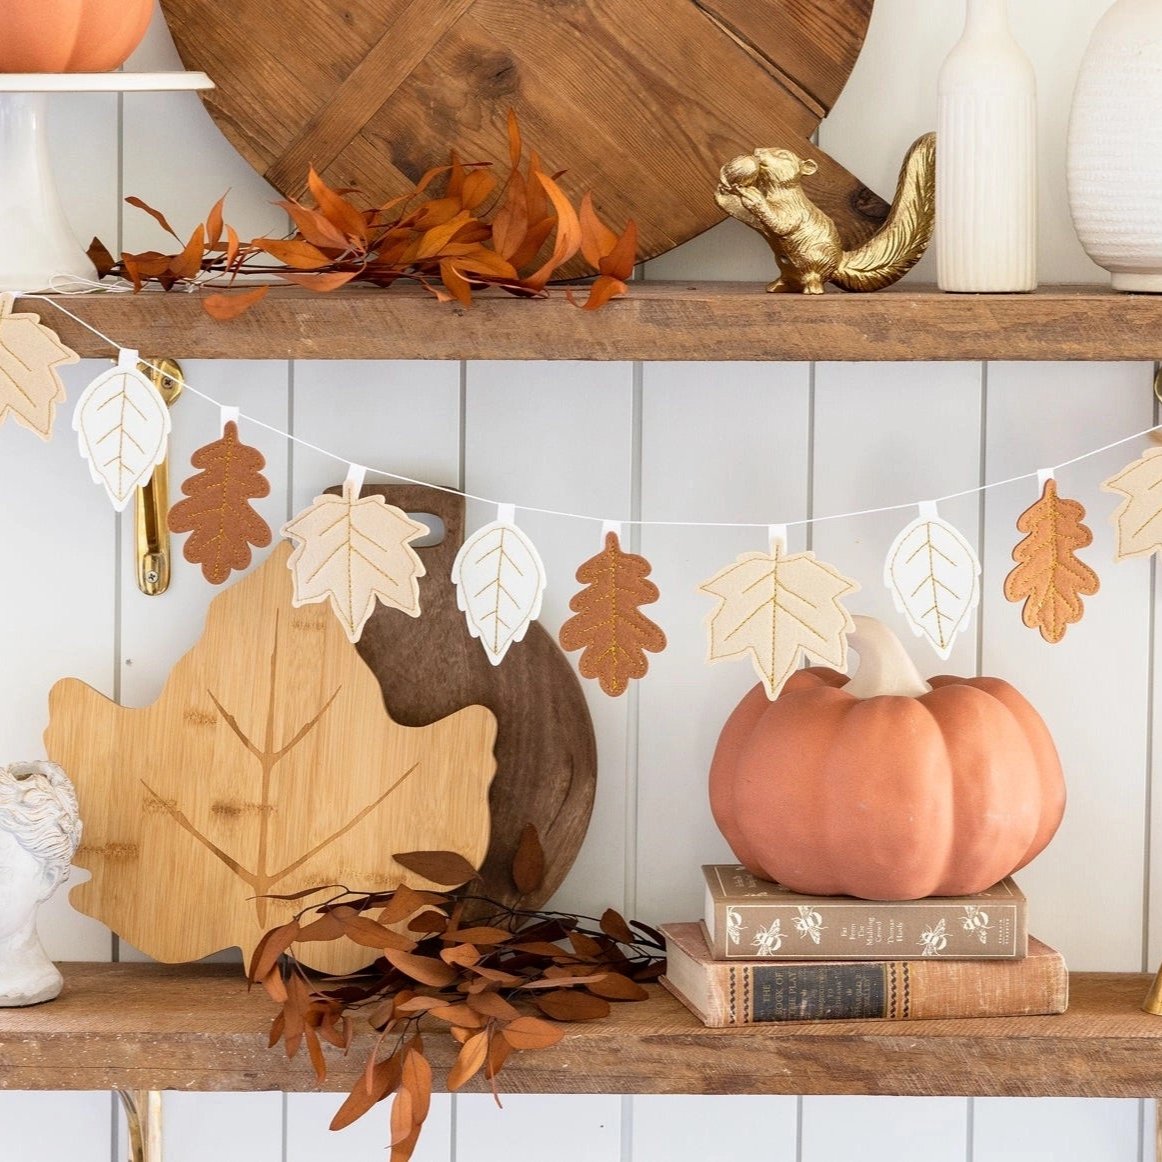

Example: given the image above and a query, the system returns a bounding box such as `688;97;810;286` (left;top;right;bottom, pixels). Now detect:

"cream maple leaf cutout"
73;349;172;511
700;536;859;699
0;292;79;440
884;502;980;659
451;510;547;665
282;476;428;643
1102;447;1162;560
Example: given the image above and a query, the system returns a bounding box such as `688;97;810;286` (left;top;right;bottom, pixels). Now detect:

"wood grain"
44;544;498;973
346;484;596;915
156;0;886;269
2;963;1161;1096
22;284;1162;362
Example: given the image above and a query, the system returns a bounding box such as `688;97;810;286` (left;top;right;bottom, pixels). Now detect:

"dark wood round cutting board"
157;0;887;270
334;483;596;914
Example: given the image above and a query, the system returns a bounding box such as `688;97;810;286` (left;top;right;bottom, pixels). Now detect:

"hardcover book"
659;922;1067;1026
703;864;1027;960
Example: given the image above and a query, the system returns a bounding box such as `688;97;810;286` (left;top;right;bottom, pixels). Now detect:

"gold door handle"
134;358;184;596
117;1089;163;1162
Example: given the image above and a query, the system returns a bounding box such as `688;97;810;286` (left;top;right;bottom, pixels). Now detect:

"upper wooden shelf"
1;962;1159;1097
19;283;1162;363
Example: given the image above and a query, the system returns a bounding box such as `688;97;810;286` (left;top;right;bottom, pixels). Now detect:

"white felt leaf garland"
281;481;428;643
700;540;859;699
73;350;172;511
1102;446;1162;560
884;506;980;659
0;293;79;441
451;519;547;665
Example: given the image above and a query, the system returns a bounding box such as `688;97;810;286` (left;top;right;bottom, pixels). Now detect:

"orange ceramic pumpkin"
709;616;1066;900
0;0;153;72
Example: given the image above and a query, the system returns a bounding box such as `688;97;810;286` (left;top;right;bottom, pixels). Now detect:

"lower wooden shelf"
0;963;1158;1097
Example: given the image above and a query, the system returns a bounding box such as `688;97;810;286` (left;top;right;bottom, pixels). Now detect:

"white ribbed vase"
1068;0;1162;292
936;0;1037;292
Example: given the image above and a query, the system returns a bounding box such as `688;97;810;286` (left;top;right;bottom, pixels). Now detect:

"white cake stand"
0;72;213;292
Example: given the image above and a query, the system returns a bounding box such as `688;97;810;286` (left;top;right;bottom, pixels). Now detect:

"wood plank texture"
3;963;1162;1097
20;285;1162;362
157;0;884;267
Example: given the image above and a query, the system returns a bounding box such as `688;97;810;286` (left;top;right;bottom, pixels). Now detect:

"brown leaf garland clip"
168;420;272;583
1004;476;1100;643
249;831;666;1161
559;531;667;696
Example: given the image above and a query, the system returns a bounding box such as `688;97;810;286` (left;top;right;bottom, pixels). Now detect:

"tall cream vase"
1068;0;1162;292
936;0;1038;292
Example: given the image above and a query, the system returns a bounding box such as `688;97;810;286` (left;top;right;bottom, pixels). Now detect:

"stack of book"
659;865;1068;1026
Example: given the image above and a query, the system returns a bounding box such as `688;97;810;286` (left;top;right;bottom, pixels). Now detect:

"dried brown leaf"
201;286;269;320
248;918;300;982
330;1051;401;1131
512;823;545;895
535;989;612;1022
393;850;480;887
584;972;650;1001
402;1045;432;1124
384;948;459;988
599;908;636;945
501;1016;565;1050
467;990;522;1021
447;1029;490;1091
377;885;448;925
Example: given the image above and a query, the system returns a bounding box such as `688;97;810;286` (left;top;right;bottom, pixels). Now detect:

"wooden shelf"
1;963;1159;1097
18;283;1162;363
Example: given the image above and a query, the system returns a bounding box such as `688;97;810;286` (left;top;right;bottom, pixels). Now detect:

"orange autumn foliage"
89;113;636;318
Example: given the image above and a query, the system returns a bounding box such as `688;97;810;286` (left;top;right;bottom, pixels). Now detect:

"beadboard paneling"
0;1091;113;1162
463;361;636;918
635;360;812;925
632;1095;797;1161
286;1092;453;1162
972;1097;1144;1162
801;1096;967;1162
455;1094;622;1162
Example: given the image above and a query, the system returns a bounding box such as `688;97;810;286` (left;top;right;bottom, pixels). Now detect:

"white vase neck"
963;0;1012;38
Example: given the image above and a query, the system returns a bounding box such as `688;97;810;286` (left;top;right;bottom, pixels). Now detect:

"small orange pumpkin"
709;616;1065;900
0;0;153;73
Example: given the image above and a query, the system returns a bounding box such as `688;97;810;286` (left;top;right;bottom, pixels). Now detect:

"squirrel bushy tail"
833;132;936;293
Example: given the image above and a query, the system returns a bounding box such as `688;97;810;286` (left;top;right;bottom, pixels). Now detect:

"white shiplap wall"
1;1;1156;1158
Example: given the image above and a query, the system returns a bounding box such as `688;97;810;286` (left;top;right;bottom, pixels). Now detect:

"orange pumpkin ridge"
708;617;1066;901
0;0;153;73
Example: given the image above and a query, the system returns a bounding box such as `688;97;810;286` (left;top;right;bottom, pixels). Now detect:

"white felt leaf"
700;543;859;699
1101;446;1162;560
884;512;981;659
281;482;428;643
451;520;547;665
72;357;171;511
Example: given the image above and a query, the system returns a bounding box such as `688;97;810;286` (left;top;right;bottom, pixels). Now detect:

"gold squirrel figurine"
715;132;936;294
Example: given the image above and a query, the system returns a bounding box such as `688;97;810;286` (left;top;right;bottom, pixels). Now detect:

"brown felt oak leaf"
558;532;666;696
44;544;497;974
0;293;79;440
1004;477;1100;644
168;420;272;584
282;481;428;643
700;541;858;699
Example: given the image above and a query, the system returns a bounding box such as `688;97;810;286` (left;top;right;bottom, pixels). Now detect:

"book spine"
709;896;1025;961
710;955;1067;1025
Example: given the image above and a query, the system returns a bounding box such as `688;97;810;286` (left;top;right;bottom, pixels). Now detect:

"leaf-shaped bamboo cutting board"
44;542;498;974
346;484;596;917
157;0;887;270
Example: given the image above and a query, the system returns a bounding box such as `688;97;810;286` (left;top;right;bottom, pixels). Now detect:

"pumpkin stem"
844;616;933;699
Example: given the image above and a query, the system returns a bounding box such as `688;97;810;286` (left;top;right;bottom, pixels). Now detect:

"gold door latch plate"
135;358;184;596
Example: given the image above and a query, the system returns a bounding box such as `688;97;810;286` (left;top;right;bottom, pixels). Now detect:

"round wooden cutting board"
157;0;888;268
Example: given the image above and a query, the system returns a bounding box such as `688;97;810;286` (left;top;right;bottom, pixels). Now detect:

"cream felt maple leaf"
700;541;859;699
884;509;980;659
73;351;172;511
281;481;428;643
451;519;547;665
1101;447;1162;560
0;293;79;440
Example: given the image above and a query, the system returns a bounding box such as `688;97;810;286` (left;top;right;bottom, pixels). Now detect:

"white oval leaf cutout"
73;351;171;511
884;508;980;659
452;520;547;665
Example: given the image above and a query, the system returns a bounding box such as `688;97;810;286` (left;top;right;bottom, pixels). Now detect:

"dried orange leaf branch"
91;114;636;319
249;833;665;1159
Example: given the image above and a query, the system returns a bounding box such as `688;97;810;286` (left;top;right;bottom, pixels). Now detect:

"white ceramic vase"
936;0;1038;292
1068;0;1162;291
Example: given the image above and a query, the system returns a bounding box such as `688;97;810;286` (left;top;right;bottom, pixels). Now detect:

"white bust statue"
0;761;82;1006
